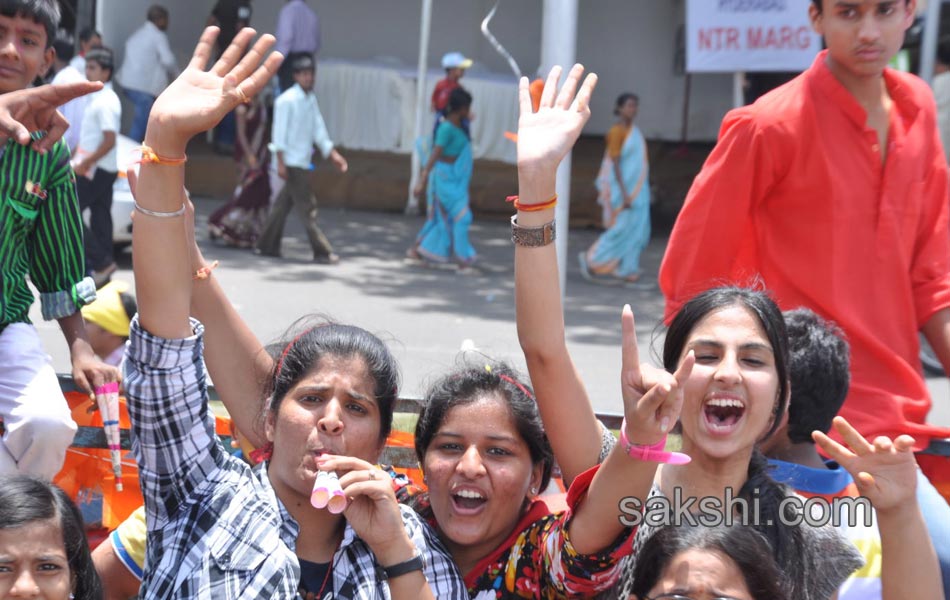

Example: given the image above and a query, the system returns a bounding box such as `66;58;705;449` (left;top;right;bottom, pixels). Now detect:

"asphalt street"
32;199;950;429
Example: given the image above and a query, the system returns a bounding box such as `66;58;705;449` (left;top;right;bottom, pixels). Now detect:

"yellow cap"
81;280;133;337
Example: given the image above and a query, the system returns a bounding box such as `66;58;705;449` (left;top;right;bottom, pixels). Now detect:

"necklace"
297;560;333;600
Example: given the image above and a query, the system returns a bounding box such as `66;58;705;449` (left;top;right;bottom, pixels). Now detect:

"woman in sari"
408;87;477;270
579;92;651;285
207;90;271;247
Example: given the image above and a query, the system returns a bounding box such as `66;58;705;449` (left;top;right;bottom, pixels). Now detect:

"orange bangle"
193;260;219;281
137;144;188;166
506;194;557;212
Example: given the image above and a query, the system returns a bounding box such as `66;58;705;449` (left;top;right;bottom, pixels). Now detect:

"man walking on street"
256;55;347;264
116;5;177;142
659;1;950;595
274;0;320;92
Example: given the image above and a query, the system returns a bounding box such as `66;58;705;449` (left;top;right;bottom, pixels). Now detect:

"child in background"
80;280;136;367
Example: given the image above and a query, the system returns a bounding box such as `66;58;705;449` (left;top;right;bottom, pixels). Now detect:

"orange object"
137;144;187;166
529;78;544;112
55;387;232;531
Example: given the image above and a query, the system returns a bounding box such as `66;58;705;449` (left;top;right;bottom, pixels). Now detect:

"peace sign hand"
516;64;597;182
620;304;694;447
813;416;918;514
146;27;282;154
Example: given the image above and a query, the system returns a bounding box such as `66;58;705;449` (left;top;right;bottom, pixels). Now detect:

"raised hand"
146;27;282;154
0;81;103;151
516;64;597;183
813;416;918;513
620;304;694;447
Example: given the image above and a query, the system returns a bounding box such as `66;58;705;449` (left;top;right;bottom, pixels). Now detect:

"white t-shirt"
78;82;121;173
51;64;88;153
117;21;178;97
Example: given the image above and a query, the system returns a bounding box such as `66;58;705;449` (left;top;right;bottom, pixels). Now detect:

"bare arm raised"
134;27;281;338
513;65;694;554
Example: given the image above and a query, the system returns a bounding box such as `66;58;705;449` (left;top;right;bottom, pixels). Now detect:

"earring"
530;486;537;495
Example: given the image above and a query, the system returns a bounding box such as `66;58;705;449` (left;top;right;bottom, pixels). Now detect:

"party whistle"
95;381;123;492
311;470;347;514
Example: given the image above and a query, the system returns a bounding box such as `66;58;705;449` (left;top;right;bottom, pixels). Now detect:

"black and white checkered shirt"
125;317;467;599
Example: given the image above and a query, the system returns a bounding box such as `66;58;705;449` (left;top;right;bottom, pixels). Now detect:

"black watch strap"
377;553;425;580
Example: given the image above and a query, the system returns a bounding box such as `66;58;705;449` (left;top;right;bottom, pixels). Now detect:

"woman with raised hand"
514;68;862;600
395;64;696;599
124;26;465;599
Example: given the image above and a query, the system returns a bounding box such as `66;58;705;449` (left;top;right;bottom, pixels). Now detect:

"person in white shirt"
116;5;177;142
74;47;122;286
69;27;101;76
50;37;88;152
255;54;348;264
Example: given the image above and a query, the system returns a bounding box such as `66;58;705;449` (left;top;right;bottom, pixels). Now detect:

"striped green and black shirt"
0;134;95;328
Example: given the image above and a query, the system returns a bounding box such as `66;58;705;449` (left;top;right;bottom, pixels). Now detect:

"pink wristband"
620;418;691;465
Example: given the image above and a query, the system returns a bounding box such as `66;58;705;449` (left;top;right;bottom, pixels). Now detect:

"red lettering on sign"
747;25;812;50
699;27;743;51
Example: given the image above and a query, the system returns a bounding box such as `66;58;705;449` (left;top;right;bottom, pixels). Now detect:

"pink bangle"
620;418;691;465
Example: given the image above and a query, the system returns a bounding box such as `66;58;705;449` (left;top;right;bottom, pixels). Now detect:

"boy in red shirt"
660;1;950;595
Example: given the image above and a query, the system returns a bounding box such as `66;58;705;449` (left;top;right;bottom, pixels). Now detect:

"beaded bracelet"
506;194;557;212
619;418;691;465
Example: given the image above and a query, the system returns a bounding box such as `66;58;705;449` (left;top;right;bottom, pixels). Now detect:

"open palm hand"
148;27;282;147
516;64;597;180
813;416;918;513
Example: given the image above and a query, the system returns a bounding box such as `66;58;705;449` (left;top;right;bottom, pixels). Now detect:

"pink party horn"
94;382;123;492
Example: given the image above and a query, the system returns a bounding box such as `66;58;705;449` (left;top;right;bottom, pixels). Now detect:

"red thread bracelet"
506;194;557;212
136;144;188;166
193;260;219;281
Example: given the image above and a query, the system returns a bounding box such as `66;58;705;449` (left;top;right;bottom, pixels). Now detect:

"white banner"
687;0;821;73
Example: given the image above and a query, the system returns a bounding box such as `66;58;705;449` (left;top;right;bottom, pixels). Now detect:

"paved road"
33;199;950;429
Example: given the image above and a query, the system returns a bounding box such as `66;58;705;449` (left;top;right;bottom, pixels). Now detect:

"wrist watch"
377;551;425;580
510;215;556;247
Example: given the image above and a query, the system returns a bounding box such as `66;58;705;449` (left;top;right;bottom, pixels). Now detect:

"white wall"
99;0;734;141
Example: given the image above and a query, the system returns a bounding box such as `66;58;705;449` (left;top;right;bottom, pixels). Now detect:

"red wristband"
620;418;691;465
506;194;557;212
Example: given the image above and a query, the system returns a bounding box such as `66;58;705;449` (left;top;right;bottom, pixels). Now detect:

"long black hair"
265;319;400;445
631;524;788;600
661;286;803;594
0;476;103;600
415;361;554;496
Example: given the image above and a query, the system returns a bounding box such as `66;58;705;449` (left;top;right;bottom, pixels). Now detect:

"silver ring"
368;470;377;481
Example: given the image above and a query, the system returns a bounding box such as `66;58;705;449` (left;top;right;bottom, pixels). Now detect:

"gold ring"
236;85;249;104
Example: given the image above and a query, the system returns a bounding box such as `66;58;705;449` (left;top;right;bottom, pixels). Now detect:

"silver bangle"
134;201;186;218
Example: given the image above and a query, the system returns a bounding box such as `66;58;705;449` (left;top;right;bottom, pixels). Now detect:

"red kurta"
660;50;950;447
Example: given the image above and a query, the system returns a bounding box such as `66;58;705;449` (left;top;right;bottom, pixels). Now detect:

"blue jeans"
917;468;950;599
124;88;155;142
215;110;236;147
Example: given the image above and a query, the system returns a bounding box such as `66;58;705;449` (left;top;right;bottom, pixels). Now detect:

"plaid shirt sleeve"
124;316;225;525
399;505;468;598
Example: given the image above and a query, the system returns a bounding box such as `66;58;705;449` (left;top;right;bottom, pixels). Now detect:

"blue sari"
588;125;650;278
415;123;476;264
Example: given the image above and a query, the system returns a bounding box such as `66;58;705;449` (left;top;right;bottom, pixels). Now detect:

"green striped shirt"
0;134;95;327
